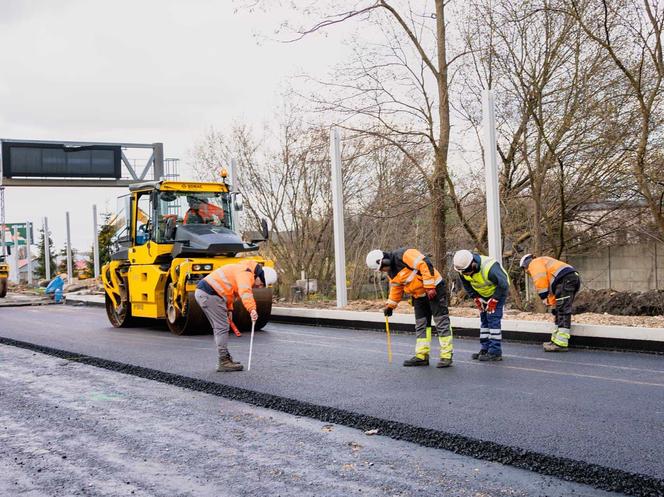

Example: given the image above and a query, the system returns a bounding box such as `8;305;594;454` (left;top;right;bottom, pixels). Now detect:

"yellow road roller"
102;179;274;334
0;260;8;298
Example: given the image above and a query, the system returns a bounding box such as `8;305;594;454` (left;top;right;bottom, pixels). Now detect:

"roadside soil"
278;292;664;329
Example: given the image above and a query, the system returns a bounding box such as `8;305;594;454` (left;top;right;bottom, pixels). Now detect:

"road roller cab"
101;179;274;334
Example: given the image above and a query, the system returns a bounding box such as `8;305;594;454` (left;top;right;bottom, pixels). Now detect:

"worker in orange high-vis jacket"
520;254;581;352
366;248;453;368
194;261;278;371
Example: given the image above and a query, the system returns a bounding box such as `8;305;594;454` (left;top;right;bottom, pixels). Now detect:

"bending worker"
520;254;580;352
194;261;278;372
366;248;453;368
453;250;510;362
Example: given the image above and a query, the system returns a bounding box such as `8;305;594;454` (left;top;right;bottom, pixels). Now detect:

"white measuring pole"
66;211;73;281
482;90;503;265
330;127;347;308
26;221;32;286
230;158;240;232
92;204;100;279
247;320;256;371
44;217;51;280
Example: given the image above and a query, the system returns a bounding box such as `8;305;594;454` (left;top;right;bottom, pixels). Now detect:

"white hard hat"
366;249;385;271
262;266;278;286
519;254;533;269
453;250;474;272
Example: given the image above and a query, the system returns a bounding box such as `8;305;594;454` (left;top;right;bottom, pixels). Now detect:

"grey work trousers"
194;289;229;357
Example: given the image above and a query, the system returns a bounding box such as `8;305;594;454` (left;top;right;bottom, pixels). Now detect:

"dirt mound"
573;289;664;316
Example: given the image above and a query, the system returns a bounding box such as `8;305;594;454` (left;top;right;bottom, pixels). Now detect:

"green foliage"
36;228;56;280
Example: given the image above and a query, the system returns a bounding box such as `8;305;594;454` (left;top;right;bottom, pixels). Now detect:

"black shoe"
471;350;488;360
217;353;244;372
478;353;502;362
403;355;429;367
436;358;453;368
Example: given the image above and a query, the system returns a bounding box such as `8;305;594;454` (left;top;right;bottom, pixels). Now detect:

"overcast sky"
0;0;352;253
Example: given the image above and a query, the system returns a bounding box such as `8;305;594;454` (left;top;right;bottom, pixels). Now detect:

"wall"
567;243;664;291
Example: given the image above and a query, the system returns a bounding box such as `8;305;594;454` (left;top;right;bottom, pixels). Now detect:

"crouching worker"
366;248;453;368
194;261;278;372
45;274;66;304
453;250;510;362
520;254;580;352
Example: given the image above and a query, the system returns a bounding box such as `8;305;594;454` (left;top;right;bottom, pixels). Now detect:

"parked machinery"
102;179;274;334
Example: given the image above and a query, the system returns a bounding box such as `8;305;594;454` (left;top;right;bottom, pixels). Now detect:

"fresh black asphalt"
1;305;663;495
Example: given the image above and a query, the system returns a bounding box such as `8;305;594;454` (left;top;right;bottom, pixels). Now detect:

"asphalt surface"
1;344;621;497
1;305;663;485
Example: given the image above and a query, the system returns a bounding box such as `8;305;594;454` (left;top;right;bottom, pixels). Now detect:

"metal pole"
153;143;164;180
93;204;100;279
482;90;503;265
66;212;73;281
0;186;5;259
13;226;19;283
330;127;347;307
230;158;240;232
26;221;32;286
44;217;51;280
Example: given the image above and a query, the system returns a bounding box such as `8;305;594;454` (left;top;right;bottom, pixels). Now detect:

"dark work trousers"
412;281;453;359
479;295;506;356
553;272;581;330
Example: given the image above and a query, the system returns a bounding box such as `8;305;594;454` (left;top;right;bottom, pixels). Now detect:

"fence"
567;243;664;292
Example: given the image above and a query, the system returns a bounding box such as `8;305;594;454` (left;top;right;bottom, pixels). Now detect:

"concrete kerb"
65;294;664;353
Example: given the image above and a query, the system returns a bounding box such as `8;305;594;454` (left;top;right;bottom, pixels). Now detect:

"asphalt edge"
1;335;662;497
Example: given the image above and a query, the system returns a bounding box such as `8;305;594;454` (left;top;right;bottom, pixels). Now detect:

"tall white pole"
230;158;240;232
93;204;100;279
66;212;73;281
12;226;19;283
330;127;347;308
26;221;32;286
43;217;51;280
482;90;503;265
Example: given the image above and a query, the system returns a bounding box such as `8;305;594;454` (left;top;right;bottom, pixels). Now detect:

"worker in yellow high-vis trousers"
366;248;453;368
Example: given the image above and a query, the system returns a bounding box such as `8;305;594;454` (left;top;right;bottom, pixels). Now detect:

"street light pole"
482;90;503;265
330;127;347;308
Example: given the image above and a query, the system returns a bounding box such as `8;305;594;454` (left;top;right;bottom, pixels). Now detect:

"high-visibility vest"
386;248;443;307
527;256;571;306
204;260;257;312
462;255;509;298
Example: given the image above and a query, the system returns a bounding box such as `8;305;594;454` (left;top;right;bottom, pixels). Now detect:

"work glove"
425;288;437;301
486;298;498;314
473;297;485;311
227;311;233;322
383;306;393;317
250;310;259;322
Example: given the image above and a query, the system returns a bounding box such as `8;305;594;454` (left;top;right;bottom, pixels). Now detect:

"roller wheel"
165;283;211;335
0;278;7;298
105;293;136;328
232;287;273;332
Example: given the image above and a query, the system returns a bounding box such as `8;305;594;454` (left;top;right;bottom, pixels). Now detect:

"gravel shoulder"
0;344;619;497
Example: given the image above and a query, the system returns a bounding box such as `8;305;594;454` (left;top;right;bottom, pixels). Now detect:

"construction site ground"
1;304;663;497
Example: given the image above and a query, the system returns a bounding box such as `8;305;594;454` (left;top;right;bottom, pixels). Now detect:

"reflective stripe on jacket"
527;256;571;306
462;255;510;298
204;260;257;312
386;248;443;308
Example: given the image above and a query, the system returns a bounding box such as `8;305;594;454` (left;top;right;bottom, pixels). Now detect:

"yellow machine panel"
128;265;169;318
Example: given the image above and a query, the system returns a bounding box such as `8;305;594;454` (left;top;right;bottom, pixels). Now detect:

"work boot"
217;353;244;372
403;355;429;367
478;353;502;362
471;350;487;360
436;357;453;368
543;341;568;353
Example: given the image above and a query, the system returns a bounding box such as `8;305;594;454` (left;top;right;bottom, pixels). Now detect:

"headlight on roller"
192;264;201;271
203;264;213;271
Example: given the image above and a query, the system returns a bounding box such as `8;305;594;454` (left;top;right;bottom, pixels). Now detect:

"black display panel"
2;142;122;178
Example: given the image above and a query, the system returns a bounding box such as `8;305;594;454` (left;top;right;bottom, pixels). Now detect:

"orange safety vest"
204;260;257;312
527;256;572;306
184;203;225;224
387;248;443;308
